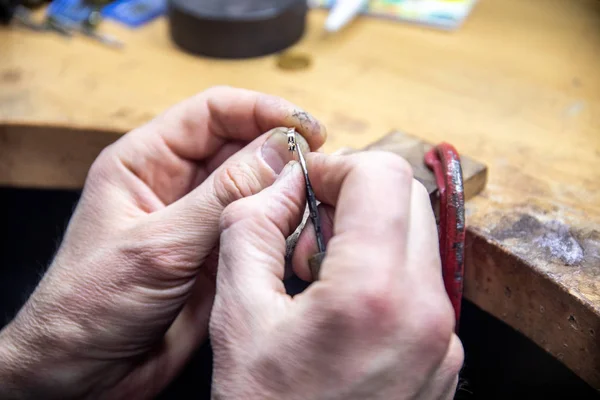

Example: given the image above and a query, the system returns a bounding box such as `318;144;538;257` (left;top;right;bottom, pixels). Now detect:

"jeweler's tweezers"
287;128;326;279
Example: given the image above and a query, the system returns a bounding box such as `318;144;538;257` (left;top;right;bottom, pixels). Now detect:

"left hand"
0;86;326;399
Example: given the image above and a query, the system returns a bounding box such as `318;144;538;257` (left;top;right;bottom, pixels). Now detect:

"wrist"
0;305;109;399
0;323;29;398
0;320;60;399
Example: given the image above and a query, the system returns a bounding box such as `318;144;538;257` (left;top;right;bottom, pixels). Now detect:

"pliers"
425;143;466;331
287;128;327;280
288;129;466;330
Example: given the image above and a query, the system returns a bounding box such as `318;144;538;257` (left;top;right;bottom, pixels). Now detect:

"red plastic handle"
425;143;466;331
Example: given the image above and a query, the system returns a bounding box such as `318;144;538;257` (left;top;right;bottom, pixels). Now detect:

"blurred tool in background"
1;0;166;48
1;0;53;30
168;0;307;58
2;0;478;57
0;0;47;22
46;0;123;47
311;0;478;31
323;0;367;33
102;0;165;27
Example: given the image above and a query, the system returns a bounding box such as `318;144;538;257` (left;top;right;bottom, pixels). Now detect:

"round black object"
168;0;308;59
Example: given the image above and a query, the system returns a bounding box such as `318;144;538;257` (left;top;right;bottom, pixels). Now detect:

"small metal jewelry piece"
287;128;297;152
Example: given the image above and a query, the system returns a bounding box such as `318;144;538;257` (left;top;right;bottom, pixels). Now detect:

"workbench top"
1;0;599;388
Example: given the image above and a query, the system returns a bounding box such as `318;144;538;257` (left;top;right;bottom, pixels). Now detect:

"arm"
0;86;327;399
210;151;463;399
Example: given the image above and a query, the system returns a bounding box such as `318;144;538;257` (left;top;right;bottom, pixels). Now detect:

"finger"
215;162;306;324
292;203;335;281
405;179;454;327
104;86;327;205
301;152;414;282
405;179;445;280
156;86;327;160
441;376;460;400
414;334;464;400
294;177;440;281
331;146;356;156
138;128;310;279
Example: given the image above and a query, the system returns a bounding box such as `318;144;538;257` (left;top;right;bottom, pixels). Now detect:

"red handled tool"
425;143;466;331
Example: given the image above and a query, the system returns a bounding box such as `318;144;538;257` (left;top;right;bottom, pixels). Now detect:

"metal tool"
287;128;327;280
425;143;466;331
77;14;123;48
1;0;120;46
1;0;75;34
1;0;48;29
285;128;467;319
46;0;124;48
77;0;123;48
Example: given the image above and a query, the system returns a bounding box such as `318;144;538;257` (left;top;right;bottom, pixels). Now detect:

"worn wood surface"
1;0;599;387
361;131;600;387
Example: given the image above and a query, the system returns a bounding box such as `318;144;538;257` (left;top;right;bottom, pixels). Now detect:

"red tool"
425;143;466;332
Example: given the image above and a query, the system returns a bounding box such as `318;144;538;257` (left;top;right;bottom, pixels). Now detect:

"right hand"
210;152;464;399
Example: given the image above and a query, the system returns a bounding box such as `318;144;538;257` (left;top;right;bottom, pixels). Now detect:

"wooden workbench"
1;0;599;388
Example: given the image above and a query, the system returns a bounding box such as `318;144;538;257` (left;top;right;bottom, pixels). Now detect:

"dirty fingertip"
289;109;327;147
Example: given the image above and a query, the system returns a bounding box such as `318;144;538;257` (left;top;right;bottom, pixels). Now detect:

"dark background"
1;187;597;399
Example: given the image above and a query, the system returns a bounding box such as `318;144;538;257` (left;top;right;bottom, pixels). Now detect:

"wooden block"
356;132;600;388
336;131;488;217
363;131;488;203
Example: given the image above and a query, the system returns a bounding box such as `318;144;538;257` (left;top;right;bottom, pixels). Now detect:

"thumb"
216;161;306;324
138;128;309;279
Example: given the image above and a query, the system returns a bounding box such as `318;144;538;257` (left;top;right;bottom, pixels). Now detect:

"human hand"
0;87;326;399
211;152;463;399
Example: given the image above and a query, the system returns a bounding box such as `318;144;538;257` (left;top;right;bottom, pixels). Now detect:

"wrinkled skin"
0;87;326;399
211;151;464;400
0;87;463;400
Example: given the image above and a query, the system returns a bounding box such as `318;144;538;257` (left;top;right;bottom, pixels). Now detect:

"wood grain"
1;0;599;387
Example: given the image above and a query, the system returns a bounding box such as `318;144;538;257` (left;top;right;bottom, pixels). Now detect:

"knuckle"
444;337;465;377
268;186;306;235
220;189;301;236
383;153;414;181
86;145;115;183
220;177;304;239
219;198;257;232
316;277;399;336
412;178;430;200
354;152;414;183
214;162;263;206
353;281;398;327
407;295;455;358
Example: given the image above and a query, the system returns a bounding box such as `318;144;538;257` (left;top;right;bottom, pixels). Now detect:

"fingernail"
261;129;292;174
